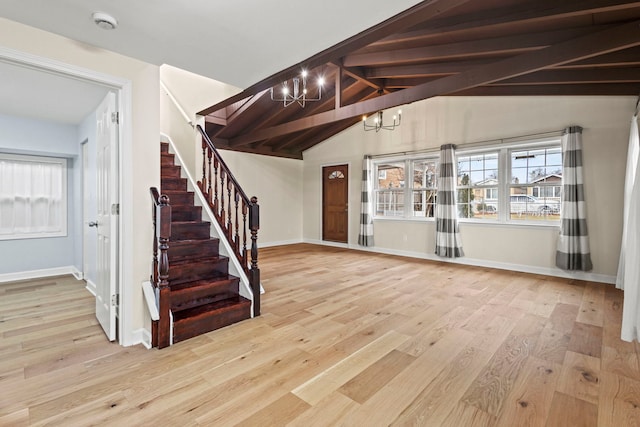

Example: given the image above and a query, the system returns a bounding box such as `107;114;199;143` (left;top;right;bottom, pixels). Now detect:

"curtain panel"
555;126;592;271
0;154;66;239
616;114;639;291
619;114;640;342
435;144;464;258
358;156;374;247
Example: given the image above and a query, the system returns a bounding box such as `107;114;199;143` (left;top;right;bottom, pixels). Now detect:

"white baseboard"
303;239;616;284
130;328;153;349
85;279;97;296
0;266;84;284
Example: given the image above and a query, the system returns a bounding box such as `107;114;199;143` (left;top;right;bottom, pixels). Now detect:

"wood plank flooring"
2;243;640;426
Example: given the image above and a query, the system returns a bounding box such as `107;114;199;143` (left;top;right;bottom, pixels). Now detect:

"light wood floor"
2;244;640;426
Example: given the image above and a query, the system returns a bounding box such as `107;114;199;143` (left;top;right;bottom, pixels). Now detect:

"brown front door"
322;164;348;243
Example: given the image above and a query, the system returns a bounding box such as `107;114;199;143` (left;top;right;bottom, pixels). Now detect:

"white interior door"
95;92;118;341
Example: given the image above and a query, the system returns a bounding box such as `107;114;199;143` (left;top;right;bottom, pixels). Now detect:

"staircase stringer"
160;133;262;316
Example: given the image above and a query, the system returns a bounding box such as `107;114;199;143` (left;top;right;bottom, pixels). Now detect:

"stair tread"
173;296;250;322
172;220;210;225
170;276;238;293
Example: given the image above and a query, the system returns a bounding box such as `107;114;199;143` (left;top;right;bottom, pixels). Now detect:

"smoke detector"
92;12;118;30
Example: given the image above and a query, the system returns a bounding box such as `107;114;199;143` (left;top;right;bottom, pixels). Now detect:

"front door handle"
88;221;98;228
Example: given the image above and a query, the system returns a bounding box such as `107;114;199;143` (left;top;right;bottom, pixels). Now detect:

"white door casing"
96;92;119;341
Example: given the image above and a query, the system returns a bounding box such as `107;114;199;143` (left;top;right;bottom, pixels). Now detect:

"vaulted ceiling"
200;0;640;159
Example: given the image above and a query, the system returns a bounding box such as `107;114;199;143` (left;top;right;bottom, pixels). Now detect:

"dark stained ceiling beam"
204;115;227;126
227;20;640;146
198;0;472;116
331;62;385;91
271;87;380;152
494;67;640;85
453;83;640;96
344;27;603;67
370;0;640;47
366;59;496;79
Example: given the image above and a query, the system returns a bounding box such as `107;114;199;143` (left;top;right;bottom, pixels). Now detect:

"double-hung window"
456;152;499;219
374;156;439;218
0;153;68;240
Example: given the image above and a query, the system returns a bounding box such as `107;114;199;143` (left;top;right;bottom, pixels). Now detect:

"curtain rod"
365;128;566;159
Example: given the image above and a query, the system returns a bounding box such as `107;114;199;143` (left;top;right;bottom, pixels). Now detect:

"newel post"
157;195;172;349
249;196;260;317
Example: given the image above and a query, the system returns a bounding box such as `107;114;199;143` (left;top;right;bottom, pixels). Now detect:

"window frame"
370;136;562;227
0;153;68;241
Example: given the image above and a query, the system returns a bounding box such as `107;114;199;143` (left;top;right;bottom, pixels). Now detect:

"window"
0;153;67;240
374;157;439;218
456;152;499;219
510;146;562;222
374;161;405;217
370;137;561;226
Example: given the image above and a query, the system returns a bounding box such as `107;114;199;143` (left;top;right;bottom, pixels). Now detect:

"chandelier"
270;70;324;107
363;109;402;132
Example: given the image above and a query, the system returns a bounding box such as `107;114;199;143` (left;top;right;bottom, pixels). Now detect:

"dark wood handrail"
150;187;172;348
195;125;260;317
196;125;252;205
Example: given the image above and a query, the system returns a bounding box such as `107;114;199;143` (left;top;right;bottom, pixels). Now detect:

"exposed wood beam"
227;20;640;146
198;0;472;116
225;89;269;121
204;115;227;126
370;0;640;47
344;27;601;67
494;68;640;85
331;61;385;91
366;59;495;79
272;87;380;152
335;66;342;110
558;47;640;68
453;83;640;96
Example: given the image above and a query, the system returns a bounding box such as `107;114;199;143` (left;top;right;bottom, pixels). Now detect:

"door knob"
88;221;98;228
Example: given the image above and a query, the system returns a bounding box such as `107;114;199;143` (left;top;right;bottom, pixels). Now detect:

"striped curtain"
358;156;374;247
435;144;464;257
556;126;593;271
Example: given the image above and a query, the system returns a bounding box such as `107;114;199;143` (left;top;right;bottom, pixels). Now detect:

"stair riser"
161;154;175;166
169;259;228;285
171;208;202;222
160;143;169;153
162;166;181;178
161;178;187;191
169;240;219;262
171;222;210;240
163;192;194;206
171;280;240;311
173;304;251;343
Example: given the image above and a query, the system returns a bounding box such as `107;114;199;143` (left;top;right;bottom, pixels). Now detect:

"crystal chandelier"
363;109;402;132
270;70;324;107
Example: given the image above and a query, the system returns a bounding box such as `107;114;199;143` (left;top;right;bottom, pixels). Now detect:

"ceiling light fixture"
363;110;402;132
270;70;323;107
92;12;118;30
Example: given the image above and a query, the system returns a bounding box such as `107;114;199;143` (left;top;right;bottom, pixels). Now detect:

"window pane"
411;159;438;189
377;162;405;189
376;190;404;216
412;189;436;217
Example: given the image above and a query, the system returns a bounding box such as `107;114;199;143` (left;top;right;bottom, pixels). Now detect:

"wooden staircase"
158;142;251;346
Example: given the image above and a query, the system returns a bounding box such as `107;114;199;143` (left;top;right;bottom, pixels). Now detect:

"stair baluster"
196;125;260;317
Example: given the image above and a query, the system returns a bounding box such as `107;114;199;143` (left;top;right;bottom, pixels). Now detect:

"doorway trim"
0;46;133;346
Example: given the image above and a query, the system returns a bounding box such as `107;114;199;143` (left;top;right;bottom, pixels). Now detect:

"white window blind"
0;153;67;240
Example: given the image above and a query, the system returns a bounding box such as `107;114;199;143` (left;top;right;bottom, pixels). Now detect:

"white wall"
1;17;160;346
159;65;305;246
0;113;79;274
303;96;635;280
